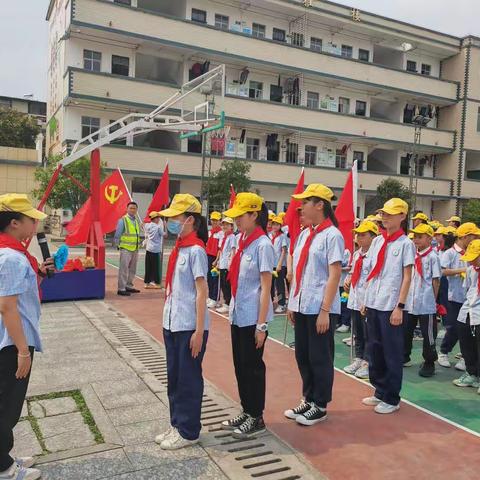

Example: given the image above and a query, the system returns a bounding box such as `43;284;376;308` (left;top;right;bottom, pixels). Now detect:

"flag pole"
350;160;358;362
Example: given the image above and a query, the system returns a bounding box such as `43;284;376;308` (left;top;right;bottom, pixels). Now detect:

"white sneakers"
437;353;451;368
344;358;363;375
155;427;199;450
154;426;175;444
0;458;41;480
206;299;217;308
362;396;399;414
216;305;229;314
274;306;286;314
455;358;466;371
336;324;350;333
355;363;369;379
362;396;382;406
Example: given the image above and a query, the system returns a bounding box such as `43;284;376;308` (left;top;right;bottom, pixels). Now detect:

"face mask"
167;220;183;236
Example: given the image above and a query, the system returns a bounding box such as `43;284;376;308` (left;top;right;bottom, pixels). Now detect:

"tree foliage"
462;199;480;226
0;107;41;148
372;178;413;212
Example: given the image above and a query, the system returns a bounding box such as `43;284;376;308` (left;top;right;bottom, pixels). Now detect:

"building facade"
46;0;480;218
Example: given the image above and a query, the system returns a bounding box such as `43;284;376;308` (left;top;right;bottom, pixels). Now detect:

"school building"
46;0;480;218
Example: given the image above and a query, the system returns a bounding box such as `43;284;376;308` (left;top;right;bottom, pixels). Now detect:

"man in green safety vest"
114;201;142;296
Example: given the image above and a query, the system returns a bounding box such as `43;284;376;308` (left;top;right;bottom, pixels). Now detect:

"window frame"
355;100;367;117
83;49;101;72
353;151;365;170
215;13;229;30
335;149;347;169
304;145;317;166
306;91;319;109
81;116;100;139
272;28;286;42
406;60;417;73
286;142;299;164
111;55;129;76
249;80;263;100
310;37;322;52
252;23;266;39
246;137;260;160
267;140;280;162
290;32;305;47
341;44;353;58
338;97;350;114
358;49;370;62
421;63;431;76
191;8;207;24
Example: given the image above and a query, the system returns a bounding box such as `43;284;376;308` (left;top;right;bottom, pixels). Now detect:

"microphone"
36;232;54;278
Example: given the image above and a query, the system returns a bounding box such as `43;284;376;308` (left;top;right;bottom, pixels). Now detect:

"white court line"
105;260;480;439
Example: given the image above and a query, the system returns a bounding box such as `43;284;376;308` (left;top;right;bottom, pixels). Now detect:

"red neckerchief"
367;229;405;281
165;231;205;297
206;226;221;257
219;231;233;252
351;249;367;288
415;246;433;279
270;231;282;245
0;233;40;298
294;218;333;297
228;227;265;298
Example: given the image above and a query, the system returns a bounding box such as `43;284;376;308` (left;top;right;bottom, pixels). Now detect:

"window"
191;8;207;24
477;107;480;132
341;45;353;58
307;91;319;109
252;23;266;38
270;85;283;103
355;100;367;116
267;141;280;161
246;138;260;160
273;28;286;42
188;137;203;153
358;49;370;62
338;97;350;114
400;155;410;175
0;97;12;108
132;177;159;194
28;102;46;116
406;60;417;73
111;55;129;76
403;104;415;124
286;142;298;163
310;37;322;52
83;49;101;72
109;120;126;145
249;81;263;99
305;145;317;166
353;151;365;170
81;116;100;139
290;32;304;47
421;63;431;76
215;14;229;30
114;0;131;5
265;201;278;213
335;149;347;169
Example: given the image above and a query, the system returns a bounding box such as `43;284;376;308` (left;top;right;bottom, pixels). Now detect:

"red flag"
284;168;305;254
229;184;236;209
335;161;358;256
144;164;169;222
65;169;132;246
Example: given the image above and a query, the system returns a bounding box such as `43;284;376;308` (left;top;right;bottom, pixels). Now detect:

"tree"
371;178;413;212
32;154;106;215
206;160;252;210
462;199;480;226
0;107;41;148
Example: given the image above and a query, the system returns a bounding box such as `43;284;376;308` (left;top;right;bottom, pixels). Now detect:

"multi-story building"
46;0;480;217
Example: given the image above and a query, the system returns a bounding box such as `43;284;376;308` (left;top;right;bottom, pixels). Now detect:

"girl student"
213;217;236;314
343;220;379;380
154;194;210;451
362;198;416;415
0;194;54;480
143;211;166;289
404;224;442;378
220;193;274;438
285;184;344;426
206;211;223;308
269;215;288;314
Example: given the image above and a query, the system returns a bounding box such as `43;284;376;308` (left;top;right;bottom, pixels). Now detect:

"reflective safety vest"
119;215;140;251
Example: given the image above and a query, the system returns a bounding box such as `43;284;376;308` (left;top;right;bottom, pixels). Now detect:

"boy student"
362;198;416;414
438;222;480;369
143;211;165;289
446;215;462;229
404;224;442;377
454;239;480;391
343;220;378;379
0;194;54;480
155;194;210;450
269;215;288;314
206;211;223;308
411;212;429;228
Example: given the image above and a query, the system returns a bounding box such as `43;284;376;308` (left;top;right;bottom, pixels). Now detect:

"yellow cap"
378;198;409;216
223;192;263;218
456;222;480;238
446;215;461;223
412;212;429;222
429;220;442;230
0;194;47;220
221;217;234;225
210;211;222;221
268;211;276;221
444;226;457;235
353;220;379;235
278;212;286;218
291;183;335;202
461;239;480;262
148;211;161;219
434;226;447;235
159;193;201;217
410;223;434;237
272;215;284;225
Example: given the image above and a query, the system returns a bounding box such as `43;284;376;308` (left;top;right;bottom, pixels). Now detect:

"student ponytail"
255;203;269;233
191;213;208;244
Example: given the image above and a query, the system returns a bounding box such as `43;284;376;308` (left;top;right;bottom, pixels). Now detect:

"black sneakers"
295;403;327;426
221;412;249;431
117;290;131;296
232;415;266;439
419;362;435;378
126;287;140;293
284;400;311;420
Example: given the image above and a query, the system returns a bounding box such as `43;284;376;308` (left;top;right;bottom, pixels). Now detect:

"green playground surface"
107;254;480;435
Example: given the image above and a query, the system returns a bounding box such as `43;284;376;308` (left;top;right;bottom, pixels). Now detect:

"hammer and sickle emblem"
105;184;123;204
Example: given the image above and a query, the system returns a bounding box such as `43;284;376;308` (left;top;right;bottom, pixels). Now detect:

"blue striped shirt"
441;245;467;304
269;232;288;267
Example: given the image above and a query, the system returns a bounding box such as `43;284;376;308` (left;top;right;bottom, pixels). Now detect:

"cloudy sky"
1;0;478;101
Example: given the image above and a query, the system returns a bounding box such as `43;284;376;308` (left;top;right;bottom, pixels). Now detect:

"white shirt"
458;266;480;325
145;221;164;253
441;244;467;304
347;248;372;311
218;233;235;270
269;231;288;267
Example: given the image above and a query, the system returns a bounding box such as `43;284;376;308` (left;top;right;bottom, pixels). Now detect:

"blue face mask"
167;220;183;236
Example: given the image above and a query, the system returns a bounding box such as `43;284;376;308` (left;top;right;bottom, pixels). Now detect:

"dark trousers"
144;251;160;285
231;325;266;418
440;301;461;354
207;255;219;301
404;314;438;365
366;309;404;406
219;269;232;305
0;346;34;471
352;310;368;361
338;287;351;327
271;267;287;306
164;329;208;441
294;313;335;408
457;316;480;377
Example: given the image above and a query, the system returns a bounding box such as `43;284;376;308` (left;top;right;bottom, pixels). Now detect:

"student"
269;216;288;314
220;193;274;438
206;211;222;308
446;215;462;229
343;220;378;379
284;184;344;426
214;217;236;314
0;194;54;480
143;211;165;289
404;224;442;377
154;194;209;450
412;212;429;228
336;249;353;333
438;223;479;368
453;239;480;390
362;198;415;414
